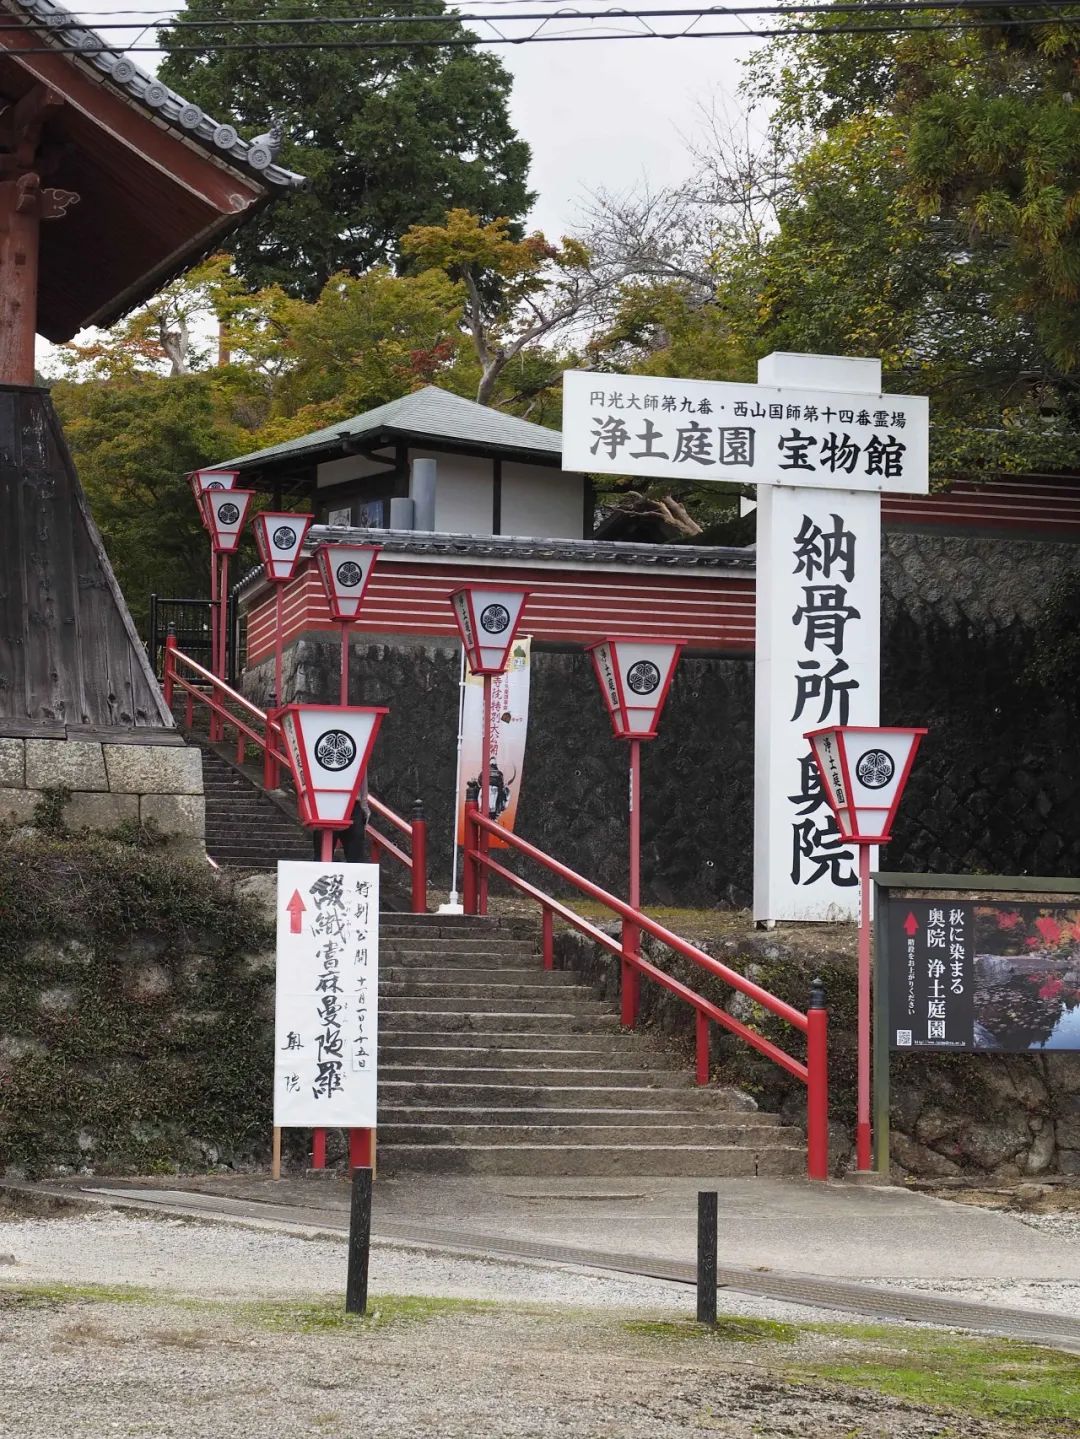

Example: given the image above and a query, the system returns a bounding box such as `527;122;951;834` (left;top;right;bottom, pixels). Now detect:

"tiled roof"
233;526;754;596
4;0;306;190
219;386;564;469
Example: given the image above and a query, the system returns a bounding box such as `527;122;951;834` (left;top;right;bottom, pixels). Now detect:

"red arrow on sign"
286;890;307;934
904;912;919;937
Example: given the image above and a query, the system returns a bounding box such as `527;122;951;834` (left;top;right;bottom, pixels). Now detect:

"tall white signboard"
274;861;379;1129
561;352;930;924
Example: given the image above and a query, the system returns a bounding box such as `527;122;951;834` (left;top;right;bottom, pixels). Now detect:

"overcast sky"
40;5;760;365
69;3;759;234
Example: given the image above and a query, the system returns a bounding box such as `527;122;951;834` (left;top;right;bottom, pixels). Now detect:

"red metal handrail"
462;802;829;1181
164;637;428;913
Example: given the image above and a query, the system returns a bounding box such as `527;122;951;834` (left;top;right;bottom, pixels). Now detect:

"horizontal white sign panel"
562;369;929;494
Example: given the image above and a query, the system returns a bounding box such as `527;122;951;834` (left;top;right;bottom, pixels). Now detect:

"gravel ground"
1016;1210;1080;1243
0;1209;875;1326
1;1209;1068;1439
0;1289;1010;1439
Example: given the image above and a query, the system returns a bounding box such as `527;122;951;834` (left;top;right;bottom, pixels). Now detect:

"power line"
8;0;1080;26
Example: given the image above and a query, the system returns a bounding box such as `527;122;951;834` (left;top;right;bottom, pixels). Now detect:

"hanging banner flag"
456;636;531;848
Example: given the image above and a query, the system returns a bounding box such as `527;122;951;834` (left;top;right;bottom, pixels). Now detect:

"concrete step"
378;1122;795;1147
380;1064;687;1088
379;1081;737;1109
380;1010;622;1035
378;1104;775;1127
381;968;581;989
376;1144;806;1178
379;981;596;1002
379;1039;663;1064
381;960;546;980
379;938;537;949
379;1046;671;1072
378;995;610;1016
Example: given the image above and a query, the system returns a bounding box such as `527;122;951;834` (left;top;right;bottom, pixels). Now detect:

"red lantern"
252;512;313;583
314;543;380;620
277;704;388;829
586;637;685;740
805;725;927;844
450;586;530;675
205;488;254;554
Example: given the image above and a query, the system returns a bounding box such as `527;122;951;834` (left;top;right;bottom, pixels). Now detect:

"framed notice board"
873;873;1080;1174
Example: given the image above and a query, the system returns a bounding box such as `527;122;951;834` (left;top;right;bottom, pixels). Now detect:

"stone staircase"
198;740;311;871
377;913;806;1178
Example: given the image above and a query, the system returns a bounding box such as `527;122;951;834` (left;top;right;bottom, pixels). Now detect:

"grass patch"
0;1281;155;1307
792;1327;1080;1428
625;1315;799;1345
240;1294;498;1335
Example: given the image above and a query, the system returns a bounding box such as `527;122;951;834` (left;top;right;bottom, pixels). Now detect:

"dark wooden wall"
0;384;173;732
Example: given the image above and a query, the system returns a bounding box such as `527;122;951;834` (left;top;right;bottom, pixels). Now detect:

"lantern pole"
623;736;642;1026
340;620;349;706
856;841;873;1172
274;584;285;707
480;672;493;915
218;552;230;687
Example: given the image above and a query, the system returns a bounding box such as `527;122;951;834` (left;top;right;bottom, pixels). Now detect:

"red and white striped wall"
244;556;756;663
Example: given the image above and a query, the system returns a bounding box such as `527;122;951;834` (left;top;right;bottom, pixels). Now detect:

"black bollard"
697;1190;718;1324
345;1166;373;1316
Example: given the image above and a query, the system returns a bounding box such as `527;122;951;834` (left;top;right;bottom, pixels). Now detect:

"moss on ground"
791;1326;1080;1429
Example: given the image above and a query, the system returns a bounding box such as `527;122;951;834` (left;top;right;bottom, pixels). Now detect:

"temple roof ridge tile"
4;0;306;189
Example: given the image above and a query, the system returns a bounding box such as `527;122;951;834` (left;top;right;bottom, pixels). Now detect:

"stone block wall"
0;738;205;852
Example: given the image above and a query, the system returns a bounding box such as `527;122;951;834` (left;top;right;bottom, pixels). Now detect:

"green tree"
53;375;249;628
158;1;533;298
739;11;1080;479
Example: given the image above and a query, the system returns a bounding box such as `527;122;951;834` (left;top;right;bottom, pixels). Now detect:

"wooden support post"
697;1191;718;1324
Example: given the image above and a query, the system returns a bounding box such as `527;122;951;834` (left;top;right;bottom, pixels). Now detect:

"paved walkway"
16;1173;1080;1350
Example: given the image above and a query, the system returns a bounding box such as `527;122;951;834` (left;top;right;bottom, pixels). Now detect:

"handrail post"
463;782;480;916
263;703;277;789
620;920;640;1028
695;1011;710;1085
162;627;176;707
806;978;830;1182
542;905;554;971
410;799;427;915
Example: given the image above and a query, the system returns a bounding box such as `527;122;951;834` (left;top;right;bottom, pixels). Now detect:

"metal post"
209;549;220;738
480;673;493;915
219;552;230;683
806;977;830;1182
162;630;176;707
695;1011;710;1085
340;620;349;706
462;787;479;915
696;1190;718;1324
312;1128;326;1170
621;737;642;1027
274;583;285;709
345;1166;373;1316
542;906;554;971
856;842;873;1172
873;896;892;1177
321;830;334;863
410;800;427;914
349;1127;374;1171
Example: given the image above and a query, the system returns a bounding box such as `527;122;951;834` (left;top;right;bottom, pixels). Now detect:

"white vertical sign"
274;861;379;1128
753;353;884;923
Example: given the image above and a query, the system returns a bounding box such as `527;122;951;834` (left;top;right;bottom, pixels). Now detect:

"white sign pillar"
753;353;882;923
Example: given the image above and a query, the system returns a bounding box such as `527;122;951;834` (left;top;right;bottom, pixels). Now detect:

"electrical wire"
7;0;1080;25
2;2;1078;50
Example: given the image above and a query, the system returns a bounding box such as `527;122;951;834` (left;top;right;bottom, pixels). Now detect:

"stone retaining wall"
0;738;205;851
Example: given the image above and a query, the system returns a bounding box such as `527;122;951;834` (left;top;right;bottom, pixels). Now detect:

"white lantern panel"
255;513;311;581
207;488;252;552
590;641;621;729
451;590;475;651
318;544;378;618
296;707;381;824
194;469;237;493
810;730;847;811
845;730;920;814
452;586;529;674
